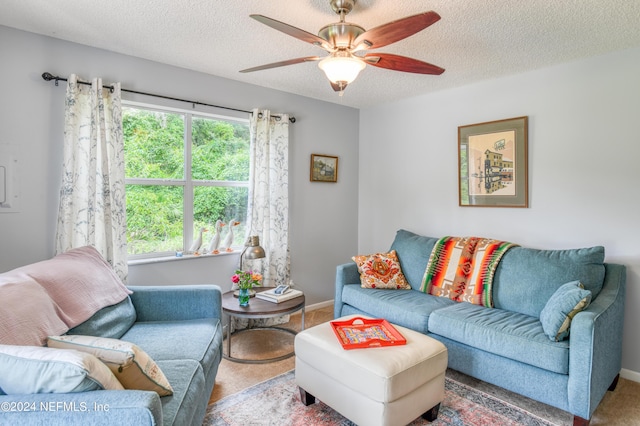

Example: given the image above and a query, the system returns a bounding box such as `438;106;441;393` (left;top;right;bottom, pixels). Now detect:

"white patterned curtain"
246;109;290;287
55;74;127;281
231;109;290;332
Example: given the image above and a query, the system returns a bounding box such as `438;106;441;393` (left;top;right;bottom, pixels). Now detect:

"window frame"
122;100;251;261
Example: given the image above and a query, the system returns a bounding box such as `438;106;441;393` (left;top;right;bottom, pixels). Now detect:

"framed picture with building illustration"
458;116;528;207
310;154;338;182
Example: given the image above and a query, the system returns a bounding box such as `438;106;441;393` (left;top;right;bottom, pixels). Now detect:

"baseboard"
620;368;640;383
305;299;334;312
288;299;333;317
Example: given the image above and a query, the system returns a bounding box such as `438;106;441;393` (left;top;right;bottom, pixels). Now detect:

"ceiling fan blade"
364;53;445;75
250;15;333;51
240;56;321;73
353;11;441;51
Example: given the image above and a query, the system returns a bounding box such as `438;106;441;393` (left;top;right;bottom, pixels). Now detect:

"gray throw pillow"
539;281;591;341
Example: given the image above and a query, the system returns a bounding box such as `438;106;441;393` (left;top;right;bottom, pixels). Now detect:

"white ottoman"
295;315;448;426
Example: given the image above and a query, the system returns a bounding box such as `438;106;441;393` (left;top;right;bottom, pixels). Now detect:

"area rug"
203;370;562;426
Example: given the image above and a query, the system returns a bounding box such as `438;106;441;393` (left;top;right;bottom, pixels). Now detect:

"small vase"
238;288;250;307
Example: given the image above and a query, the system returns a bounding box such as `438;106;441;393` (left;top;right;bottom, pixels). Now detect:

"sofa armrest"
0;390;161;426
128;285;222;322
334;262;361;318
568;263;626;420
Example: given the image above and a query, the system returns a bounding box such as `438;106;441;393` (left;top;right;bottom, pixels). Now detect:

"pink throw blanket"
0;246;132;346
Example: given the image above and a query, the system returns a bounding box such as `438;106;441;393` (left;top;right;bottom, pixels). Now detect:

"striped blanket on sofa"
420;236;518;307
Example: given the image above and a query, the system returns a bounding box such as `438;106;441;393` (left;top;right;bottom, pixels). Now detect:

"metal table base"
222;290;305;364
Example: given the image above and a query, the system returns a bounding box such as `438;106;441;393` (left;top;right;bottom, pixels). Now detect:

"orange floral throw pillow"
352;250;411;290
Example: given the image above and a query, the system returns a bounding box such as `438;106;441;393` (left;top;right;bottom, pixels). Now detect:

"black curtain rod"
41;72;296;123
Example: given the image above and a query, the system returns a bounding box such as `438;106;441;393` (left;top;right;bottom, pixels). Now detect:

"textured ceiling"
2;0;640;108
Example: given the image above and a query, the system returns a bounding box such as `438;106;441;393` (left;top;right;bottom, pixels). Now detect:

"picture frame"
310;154;338;183
458;116;528;207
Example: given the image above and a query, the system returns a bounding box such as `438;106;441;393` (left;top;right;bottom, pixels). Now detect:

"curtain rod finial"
42;72;55;81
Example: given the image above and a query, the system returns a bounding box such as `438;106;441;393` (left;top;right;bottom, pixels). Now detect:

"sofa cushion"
389;229;439;291
120;318;222;380
342;286;456;334
47;335;173;396
352;250;411;289
0;344;123;394
428;303;570;374
492;246;605;318
156;359;206;426
67;297;137;339
540;281;592;341
0;278;68;346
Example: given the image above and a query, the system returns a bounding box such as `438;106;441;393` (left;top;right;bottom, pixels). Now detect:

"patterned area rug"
204;370;561;426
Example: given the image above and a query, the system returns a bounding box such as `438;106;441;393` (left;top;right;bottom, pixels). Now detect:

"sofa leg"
299;387;316;406
421;403;440;422
608;373;620;391
573;415;590;426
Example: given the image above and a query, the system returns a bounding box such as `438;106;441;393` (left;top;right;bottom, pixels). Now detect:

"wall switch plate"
0;145;20;213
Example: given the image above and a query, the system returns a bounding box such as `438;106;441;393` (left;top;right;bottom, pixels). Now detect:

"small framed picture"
310;154;338;183
458;116;528;208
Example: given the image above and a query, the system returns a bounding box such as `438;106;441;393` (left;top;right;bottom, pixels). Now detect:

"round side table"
222;287;305;364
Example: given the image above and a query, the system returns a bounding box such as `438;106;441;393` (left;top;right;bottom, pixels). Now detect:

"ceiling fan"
240;0;445;95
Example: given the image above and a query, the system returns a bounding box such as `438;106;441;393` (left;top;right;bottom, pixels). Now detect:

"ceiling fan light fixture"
318;52;365;85
244;4;444;94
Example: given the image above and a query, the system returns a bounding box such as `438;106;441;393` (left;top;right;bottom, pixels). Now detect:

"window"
123;103;250;258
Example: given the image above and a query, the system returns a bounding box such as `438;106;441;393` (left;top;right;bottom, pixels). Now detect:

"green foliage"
123;107;250;255
191;117;250;181
123;109;184;179
126;185;183;254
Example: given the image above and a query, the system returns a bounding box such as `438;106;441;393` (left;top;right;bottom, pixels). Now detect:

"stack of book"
256;288;303;303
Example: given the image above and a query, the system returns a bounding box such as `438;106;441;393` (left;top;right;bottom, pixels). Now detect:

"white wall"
0;25;359;305
359;46;640;373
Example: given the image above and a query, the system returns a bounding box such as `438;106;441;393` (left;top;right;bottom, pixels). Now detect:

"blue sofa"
0;284;223;425
335;229;626;425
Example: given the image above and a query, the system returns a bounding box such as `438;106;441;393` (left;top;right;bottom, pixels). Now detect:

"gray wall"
358;46;640;376
0;25;359;305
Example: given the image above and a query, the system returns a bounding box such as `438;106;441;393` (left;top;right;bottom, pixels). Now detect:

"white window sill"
128;250;239;266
